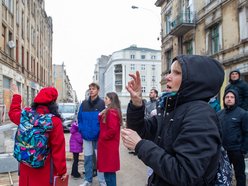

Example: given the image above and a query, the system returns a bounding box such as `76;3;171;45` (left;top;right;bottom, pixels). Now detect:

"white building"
103;45;161;115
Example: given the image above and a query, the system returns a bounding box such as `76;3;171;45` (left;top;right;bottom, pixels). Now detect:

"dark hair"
151;88;158;97
89;82;100;90
103;92;122;125
31;101;61;118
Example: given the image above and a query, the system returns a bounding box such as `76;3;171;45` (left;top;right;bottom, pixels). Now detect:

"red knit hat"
34;87;58;104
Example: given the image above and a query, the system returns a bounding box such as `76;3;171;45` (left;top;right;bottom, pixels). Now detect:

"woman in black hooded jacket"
121;55;224;186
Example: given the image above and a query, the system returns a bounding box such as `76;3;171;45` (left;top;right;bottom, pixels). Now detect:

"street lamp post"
131;5;161;41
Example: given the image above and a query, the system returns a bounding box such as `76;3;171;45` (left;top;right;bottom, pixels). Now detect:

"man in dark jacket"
121;55;224;185
217;89;248;186
225;69;248;110
78;83;106;186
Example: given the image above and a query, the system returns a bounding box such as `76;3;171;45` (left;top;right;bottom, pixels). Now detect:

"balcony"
114;69;122;73
169;11;196;36
115;80;122;85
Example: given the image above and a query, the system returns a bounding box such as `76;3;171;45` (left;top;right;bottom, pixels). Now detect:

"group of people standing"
7;54;248;186
72;83;122;186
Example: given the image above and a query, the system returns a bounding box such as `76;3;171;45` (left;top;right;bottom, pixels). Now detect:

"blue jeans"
104;172;116;186
83;140;105;184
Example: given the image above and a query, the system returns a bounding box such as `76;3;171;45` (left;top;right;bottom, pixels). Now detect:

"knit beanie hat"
34;87;58;104
229;69;240;77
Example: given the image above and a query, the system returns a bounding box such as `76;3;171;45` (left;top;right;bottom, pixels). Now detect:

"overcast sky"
45;0;161;101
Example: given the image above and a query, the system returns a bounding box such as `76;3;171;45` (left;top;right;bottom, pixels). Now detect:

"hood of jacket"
223;88;239;110
229;69;241;84
70;121;79;134
172;55;224;106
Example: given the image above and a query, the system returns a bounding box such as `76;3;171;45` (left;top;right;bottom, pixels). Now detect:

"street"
0;126;147;186
64;132;147;186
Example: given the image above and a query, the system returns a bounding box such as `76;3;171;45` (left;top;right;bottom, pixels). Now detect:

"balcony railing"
115;80;122;85
114;69;122;73
169;11;196;36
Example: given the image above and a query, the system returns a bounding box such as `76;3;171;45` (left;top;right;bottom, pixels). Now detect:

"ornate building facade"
155;0;248;95
0;0;52;121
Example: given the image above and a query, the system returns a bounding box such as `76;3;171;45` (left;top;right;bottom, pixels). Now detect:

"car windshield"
58;105;76;113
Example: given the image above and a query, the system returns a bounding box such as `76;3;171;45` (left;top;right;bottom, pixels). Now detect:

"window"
31;88;36;101
16;0;19;25
142;87;146;93
185;40;193;54
166;50;172;70
21;11;24;39
26;51;29;71
16;39;19;62
37;34;39;56
130;54;135;59
206;24;221;54
27;0;30;12
27;19;30;40
131;64;135;70
3;76;11;89
211;25;219;53
152;64;155;70
2;24;6;51
21;46;24;73
151;55;156;60
141;55;146;59
3;0;14;13
141;75;146;82
37;62;39;79
152;76;156;82
141;64;145;70
165;11;172;35
26;86;29;106
31;56;35;75
16;81;21;93
8;31;13;57
239;7;248;40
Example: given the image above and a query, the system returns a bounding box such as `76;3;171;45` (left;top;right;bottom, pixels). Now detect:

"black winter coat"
127;55;224;186
225;77;248;111
217;89;248;152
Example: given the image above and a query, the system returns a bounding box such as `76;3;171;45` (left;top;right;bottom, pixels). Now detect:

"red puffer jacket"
9;94;67;186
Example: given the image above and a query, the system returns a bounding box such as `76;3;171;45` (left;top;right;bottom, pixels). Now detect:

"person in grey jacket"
217;89;248;186
121;55;224;186
145;89;158;118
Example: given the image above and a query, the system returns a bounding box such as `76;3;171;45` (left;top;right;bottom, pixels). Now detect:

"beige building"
0;0;53;121
155;0;248;95
53;64;77;103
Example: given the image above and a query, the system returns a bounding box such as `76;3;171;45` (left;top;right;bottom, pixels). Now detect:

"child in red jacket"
69;120;83;178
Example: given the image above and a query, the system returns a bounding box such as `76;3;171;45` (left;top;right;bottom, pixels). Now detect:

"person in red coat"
97;92;122;186
9;83;67;186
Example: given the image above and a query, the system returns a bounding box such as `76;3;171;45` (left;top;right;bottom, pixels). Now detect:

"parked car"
58;103;78;131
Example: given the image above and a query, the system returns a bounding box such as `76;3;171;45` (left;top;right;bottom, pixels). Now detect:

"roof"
121;45;160;52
